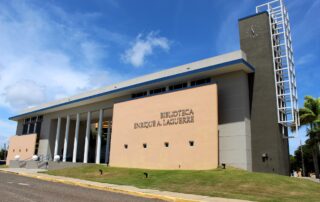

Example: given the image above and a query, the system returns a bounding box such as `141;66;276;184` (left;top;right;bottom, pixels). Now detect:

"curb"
0;170;196;202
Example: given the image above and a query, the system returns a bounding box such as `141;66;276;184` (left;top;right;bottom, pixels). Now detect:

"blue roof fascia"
9;59;255;120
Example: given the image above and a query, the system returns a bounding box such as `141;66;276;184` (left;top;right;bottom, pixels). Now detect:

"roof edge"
238;11;268;21
10;54;254;120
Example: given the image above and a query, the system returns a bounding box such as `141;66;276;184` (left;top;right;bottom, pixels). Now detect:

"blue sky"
0;0;319;154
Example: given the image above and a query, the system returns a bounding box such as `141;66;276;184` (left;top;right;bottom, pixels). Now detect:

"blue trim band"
9;59;255;120
238;11;268;21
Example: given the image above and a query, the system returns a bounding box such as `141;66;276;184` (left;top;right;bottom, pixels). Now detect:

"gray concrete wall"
214;71;252;171
37;116;51;157
239;12;290;175
47;161;86;170
16;120;23;135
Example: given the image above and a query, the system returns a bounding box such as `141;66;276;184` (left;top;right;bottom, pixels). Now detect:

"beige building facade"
110;84;218;170
6;134;37;165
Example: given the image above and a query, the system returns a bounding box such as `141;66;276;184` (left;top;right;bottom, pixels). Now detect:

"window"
189;141;194;147
22;124;28;134
132;91;147;98
169;83;187;91
13;149;15;152
26;148;28;152
149;87;166;95
143;143;147;148
124;144;128;149
190;78;211;87
22;115;43;155
25;118;31;124
22;115;43;135
37;115;43;122
29;123;35;133
164;142;169;147
19;149;21;152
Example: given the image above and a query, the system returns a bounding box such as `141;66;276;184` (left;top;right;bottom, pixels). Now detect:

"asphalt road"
0;172;163;202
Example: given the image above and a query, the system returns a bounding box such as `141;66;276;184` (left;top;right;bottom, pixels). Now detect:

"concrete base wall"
9;160;27;168
47;161;87;170
214;71;252;171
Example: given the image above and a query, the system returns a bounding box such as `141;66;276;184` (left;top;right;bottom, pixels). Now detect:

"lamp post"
300;140;306;177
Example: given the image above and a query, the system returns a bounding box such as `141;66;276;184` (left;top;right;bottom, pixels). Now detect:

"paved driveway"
0;172;163;202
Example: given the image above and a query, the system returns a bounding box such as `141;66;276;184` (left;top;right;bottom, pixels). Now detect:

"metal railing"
256;0;299;137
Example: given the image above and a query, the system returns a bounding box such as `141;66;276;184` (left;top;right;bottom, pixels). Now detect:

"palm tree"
299;96;320;178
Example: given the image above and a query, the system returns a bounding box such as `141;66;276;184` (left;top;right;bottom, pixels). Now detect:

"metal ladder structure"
256;0;299;137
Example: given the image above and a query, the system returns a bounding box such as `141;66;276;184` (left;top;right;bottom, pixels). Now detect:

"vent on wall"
256;0;299;137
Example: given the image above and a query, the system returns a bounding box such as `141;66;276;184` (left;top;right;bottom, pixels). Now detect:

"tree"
291;144;317;176
299;96;320;178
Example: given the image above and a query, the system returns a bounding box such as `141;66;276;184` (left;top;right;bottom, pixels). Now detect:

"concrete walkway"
0;168;250;202
300;176;320;183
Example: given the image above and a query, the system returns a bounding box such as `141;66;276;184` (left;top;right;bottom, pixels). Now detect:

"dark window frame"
169;82;187;91
190;78;211;87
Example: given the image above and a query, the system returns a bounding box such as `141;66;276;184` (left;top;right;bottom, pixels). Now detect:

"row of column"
53;109;112;164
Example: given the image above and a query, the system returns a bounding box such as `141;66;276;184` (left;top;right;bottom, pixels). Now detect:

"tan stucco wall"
6;134;37;165
110;84;218;170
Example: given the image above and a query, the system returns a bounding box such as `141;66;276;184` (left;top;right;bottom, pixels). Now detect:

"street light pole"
300;140;306;177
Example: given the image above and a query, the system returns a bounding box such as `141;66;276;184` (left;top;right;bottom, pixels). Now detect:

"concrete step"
9;160;27;168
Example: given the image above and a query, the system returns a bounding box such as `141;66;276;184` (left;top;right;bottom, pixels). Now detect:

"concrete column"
95;109;103;164
53;116;61;158
33;116;38;134
105;120;112;164
62;115;70;162
33;123;37;133
27;123;30;134
83;111;91;163
72;113;80;163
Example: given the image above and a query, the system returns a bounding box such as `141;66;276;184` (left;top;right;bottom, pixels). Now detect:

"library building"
7;0;299;175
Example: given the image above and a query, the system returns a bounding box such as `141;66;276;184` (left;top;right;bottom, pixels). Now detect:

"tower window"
143;143;147;148
124;144;128;149
164;142;169;147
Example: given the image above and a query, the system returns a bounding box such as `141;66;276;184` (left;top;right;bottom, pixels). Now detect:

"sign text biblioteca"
134;109;194;129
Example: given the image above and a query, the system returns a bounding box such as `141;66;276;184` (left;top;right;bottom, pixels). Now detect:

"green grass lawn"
0;164;8;168
45;165;320;202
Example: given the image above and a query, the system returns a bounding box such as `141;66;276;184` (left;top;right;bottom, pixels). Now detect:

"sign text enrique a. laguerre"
134;109;194;129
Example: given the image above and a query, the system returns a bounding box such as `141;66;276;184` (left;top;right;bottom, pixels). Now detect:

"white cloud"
4;80;46;109
296;54;316;66
0;1;122;112
215;2;251;54
0;1;125;145
121;32;170;67
0;120;17;147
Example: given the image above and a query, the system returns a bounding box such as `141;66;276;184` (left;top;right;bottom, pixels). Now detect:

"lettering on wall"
134;109;194;129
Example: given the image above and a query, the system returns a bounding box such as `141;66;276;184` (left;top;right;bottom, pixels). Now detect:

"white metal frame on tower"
256;0;299;137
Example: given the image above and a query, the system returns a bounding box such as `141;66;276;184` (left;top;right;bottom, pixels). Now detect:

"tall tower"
238;0;298;175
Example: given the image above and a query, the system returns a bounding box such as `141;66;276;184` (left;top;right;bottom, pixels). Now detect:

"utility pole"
300;140;306;177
